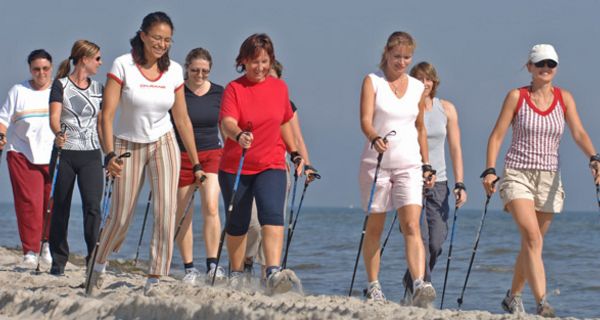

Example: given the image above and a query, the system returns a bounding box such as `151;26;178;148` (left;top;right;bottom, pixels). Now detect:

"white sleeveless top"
360;71;425;170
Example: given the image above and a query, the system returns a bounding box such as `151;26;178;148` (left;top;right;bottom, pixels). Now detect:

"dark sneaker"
49;265;64;276
501;289;525;314
537;296;556;318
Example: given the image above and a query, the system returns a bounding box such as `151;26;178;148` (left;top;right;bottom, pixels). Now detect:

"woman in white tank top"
358;31;436;307
483;44;600;316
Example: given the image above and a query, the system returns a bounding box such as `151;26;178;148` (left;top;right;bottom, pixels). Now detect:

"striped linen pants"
96;131;181;275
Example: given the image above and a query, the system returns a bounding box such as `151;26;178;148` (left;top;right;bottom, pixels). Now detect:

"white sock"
94;262;107;273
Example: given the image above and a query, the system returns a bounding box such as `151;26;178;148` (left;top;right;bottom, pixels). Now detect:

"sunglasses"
533;59;557;69
95;56;101;62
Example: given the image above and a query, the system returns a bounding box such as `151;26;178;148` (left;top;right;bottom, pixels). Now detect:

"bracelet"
370;136;382;149
480;167;496;178
590;153;600;164
192;163;202;173
422;164;434;174
104;151;116;168
454;182;467;192
289;151;302;164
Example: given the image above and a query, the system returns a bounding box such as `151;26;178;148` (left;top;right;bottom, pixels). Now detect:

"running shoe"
412;280;436;308
49;265;64;276
41;242;52;264
501;289;525;314
144;278;160;296
206;265;227;285
229;271;246;289
364;281;386;301
266;268;293;295
86;270;105;295
22;251;38;266
537;296;556;318
182;267;201;284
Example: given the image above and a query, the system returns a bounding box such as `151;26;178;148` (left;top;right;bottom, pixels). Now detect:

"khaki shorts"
499;168;565;213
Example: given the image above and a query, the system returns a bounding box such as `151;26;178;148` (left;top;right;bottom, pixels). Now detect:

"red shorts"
179;148;223;187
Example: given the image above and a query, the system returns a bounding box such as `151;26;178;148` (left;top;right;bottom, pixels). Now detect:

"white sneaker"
364;281;386;301
41;242;52;264
412;280;436;308
144;278;160;296
206;265;227;285
23;251;38;266
266;268;295;295
229;271;246;289
182;267;201;284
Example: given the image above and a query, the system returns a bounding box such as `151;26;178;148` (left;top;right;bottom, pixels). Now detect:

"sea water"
0;201;599;318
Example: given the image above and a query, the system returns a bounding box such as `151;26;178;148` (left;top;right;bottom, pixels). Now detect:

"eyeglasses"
31;66;51;72
189;68;210;75
533;60;557;69
147;33;173;45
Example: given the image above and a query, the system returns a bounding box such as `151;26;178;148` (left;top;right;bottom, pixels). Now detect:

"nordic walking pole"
35;124;66;274
0;133;4;166
173;186;199;240
282;155;303;269
457;177;499;309
133;191;152;266
212;123;252;286
85;152;131;296
440;183;466;308
282;172;321;269
348;130;396;297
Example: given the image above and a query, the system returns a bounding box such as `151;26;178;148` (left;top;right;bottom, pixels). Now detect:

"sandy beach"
0;246;586;320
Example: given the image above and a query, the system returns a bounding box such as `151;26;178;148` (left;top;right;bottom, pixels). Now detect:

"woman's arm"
97;111;104;151
482;89;519;195
101;77;123;177
416;92;435;188
171;87;205;183
562;89;600;184
49;101;66;147
360;76;387;153
281;120;303;177
442;99;467;206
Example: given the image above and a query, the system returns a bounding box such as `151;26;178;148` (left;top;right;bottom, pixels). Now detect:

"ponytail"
55;58;72;79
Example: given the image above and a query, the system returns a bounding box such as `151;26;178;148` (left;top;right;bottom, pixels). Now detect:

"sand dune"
0;246;575;320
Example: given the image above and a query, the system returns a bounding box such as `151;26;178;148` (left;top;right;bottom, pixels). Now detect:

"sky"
1;0;600;212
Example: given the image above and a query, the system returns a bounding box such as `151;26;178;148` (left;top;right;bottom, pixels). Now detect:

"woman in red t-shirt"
219;33;303;294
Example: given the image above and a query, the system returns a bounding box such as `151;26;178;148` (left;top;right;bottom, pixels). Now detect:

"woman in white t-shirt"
358;31;435;307
88;11;205;296
0;49;55;267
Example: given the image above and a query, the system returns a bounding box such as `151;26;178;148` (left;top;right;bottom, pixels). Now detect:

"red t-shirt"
219;75;293;174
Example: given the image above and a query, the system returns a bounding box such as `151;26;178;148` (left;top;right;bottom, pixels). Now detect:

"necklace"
388;74;405;95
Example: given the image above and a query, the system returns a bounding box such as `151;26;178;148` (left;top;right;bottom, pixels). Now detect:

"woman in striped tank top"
482;44;600;317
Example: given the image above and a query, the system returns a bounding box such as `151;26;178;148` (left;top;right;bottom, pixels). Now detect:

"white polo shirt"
108;53;184;143
0;80;53;165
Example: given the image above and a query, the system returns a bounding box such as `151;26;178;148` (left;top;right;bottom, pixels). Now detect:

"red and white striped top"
504;87;565;171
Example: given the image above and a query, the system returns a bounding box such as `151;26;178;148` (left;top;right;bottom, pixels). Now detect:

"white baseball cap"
528;44;559;64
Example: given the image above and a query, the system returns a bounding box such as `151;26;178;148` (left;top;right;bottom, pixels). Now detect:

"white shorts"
359;162;423;212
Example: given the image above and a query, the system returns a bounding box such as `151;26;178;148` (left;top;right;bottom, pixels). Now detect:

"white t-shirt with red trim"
108;53;184;143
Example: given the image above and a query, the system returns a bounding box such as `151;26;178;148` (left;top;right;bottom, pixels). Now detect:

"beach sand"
0;246;578;320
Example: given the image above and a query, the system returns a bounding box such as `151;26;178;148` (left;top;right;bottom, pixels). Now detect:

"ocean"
0;200;599;318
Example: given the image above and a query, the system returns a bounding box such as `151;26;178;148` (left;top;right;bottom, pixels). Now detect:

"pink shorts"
358;162;423;212
179;148;223;187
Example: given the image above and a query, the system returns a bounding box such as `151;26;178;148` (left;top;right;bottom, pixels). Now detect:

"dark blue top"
173;82;224;152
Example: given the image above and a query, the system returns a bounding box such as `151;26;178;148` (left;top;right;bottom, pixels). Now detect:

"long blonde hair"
56;39;100;79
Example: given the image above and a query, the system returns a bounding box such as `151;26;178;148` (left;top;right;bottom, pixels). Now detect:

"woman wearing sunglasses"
482;44;600;317
48;40;104;276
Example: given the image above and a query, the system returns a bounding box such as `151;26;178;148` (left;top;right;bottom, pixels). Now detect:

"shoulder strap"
514;87;527;115
554;87;567;114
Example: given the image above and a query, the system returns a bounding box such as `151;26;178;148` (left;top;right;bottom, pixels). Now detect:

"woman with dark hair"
47;39;104;276
0;49;54;267
483;44;600;317
172;47;226;284
219;33;303;294
88;11;205;296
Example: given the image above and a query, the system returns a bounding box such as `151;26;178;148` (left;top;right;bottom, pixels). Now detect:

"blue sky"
1;1;600;211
